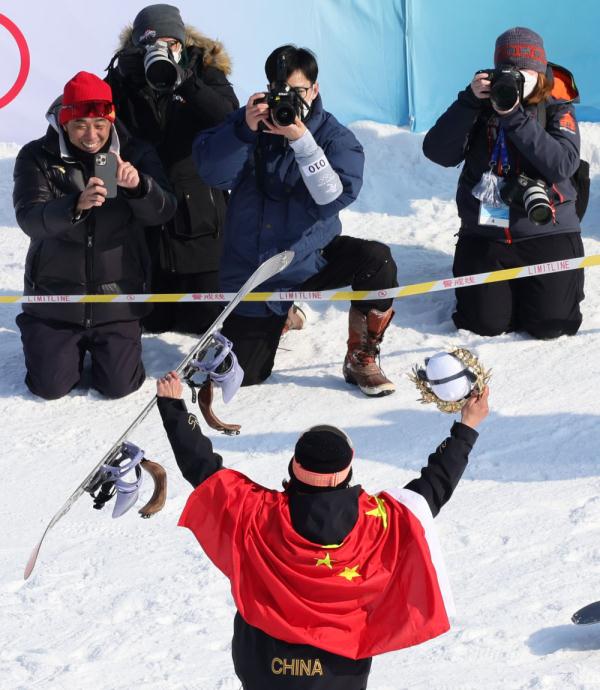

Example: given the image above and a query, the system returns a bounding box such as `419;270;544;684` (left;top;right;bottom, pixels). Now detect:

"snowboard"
24;251;294;579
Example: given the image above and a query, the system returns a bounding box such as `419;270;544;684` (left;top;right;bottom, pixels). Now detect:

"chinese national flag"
179;469;453;659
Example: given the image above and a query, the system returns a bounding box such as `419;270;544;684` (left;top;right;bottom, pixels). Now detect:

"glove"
175;50;202;88
115;48;146;87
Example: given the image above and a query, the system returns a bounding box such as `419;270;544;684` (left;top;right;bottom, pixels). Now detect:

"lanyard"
489;127;510;176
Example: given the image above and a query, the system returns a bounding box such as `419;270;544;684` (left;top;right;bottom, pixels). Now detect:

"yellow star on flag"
315;552;334;569
338;565;361;582
365;496;388;530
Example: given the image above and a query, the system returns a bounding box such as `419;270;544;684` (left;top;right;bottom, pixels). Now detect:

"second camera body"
500;173;553;225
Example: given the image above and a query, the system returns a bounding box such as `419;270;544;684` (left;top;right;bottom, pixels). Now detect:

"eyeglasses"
156;39;180;50
291;85;313;99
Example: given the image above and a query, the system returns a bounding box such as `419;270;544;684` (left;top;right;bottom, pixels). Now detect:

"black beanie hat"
294;425;353;474
132;4;186;47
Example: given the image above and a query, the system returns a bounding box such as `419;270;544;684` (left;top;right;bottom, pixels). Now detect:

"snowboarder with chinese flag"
156;370;489;689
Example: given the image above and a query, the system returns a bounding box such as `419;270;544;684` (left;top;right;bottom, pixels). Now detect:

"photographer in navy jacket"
423;27;584;339
193;45;400;398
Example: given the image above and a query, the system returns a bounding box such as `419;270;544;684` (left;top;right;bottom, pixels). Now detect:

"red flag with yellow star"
179;469;453;659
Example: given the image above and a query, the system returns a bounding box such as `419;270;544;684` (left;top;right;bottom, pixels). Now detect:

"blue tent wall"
315;0;408;127
405;0;600;131
197;0;410;128
239;0;600;131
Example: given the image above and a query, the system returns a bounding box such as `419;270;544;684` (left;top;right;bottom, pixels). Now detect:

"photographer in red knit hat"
13;71;176;400
423;27;588;340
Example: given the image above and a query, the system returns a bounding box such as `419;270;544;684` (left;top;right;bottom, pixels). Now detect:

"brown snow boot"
343;306;396;397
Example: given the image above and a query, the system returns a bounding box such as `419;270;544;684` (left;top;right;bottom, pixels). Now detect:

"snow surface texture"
1;124;600;690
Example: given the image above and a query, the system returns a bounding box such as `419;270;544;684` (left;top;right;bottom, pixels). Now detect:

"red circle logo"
0;14;30;109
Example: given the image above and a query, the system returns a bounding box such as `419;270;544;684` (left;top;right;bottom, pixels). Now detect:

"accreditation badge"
478;201;510;228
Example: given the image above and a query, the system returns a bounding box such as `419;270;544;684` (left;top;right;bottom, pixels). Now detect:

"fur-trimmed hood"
117;24;232;76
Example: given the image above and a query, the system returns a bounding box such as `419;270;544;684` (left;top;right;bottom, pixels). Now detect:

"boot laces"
354;343;381;367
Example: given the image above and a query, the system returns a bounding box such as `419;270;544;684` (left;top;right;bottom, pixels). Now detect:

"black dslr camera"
117;39;181;92
256;54;304;127
500;173;553;225
478;64;525;111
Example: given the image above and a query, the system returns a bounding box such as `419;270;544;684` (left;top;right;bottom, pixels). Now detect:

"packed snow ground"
1;123;600;690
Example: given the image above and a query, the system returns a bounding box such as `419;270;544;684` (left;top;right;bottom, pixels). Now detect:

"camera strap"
489;127;510;176
253;135;292;201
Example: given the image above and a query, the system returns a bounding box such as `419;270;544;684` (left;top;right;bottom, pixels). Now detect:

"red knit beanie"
59;72;116;125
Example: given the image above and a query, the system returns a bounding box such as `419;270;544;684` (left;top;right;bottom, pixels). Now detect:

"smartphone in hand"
94;152;118;198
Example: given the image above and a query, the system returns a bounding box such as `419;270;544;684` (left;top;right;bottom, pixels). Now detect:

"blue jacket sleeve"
192;107;256;190
307;129;364;221
499;102;580;183
422;86;483;167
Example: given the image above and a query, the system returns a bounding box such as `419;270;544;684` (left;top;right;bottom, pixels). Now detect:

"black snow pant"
452;232;584;339
232;613;372;690
16;313;145;400
142;270;221;336
221;236;398;386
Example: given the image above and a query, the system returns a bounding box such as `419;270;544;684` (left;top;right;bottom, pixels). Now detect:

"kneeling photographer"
193;45;399;397
423;27;586;340
106;4;239;335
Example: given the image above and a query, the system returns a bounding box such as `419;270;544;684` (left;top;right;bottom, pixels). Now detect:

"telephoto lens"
522;180;553;225
144;40;181;91
500;174;553;225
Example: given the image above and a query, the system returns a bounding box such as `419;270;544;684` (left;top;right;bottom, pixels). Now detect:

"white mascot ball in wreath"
409;348;491;413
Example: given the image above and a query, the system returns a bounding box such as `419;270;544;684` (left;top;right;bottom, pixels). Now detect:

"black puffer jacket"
423;63;581;243
106;25;239;273
13;107;177;326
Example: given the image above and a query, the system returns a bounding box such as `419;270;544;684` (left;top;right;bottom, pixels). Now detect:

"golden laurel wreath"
409;348;492;414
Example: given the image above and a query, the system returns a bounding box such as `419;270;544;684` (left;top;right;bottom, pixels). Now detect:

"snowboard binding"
182;332;243;435
86;441;167;519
